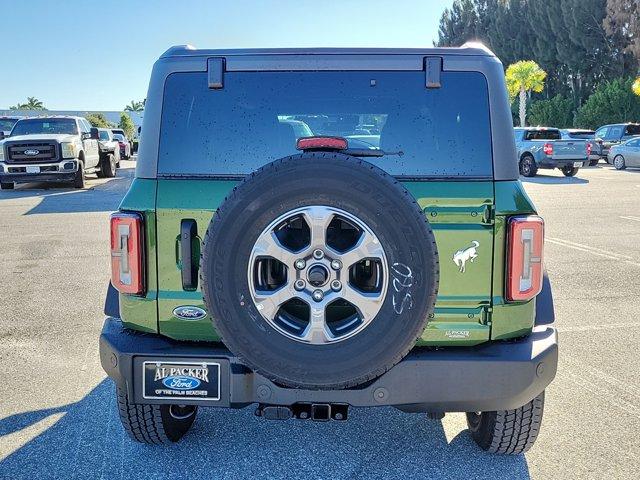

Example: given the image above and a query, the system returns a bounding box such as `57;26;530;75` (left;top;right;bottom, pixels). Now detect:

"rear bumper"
100;317;558;413
538;158;587;168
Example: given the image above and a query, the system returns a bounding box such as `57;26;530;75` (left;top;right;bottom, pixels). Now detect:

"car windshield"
158;70;493;177
99;130;110;141
0;119;18;132
11;118;77;136
524;130;561;140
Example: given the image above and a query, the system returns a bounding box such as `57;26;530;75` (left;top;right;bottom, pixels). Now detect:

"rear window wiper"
342;148;404;158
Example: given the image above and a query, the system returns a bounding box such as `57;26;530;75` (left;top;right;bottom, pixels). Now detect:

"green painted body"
117;177;536;347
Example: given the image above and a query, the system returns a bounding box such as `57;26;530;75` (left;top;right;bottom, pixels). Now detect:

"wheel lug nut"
330;259;342;270
331;280;342;292
312;289;324;302
294;259;306;270
294;279;306;291
313;249;324;260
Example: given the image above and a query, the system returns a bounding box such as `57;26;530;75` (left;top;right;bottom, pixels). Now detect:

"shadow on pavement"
0;379;530;480
521;174;589;185
0;167;133;215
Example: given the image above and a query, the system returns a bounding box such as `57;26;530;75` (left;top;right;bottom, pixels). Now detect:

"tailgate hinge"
424;57;442;89
481;204;495;225
208;57;225;89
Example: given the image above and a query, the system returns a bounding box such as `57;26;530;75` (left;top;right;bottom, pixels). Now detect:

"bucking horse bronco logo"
452;241;479;273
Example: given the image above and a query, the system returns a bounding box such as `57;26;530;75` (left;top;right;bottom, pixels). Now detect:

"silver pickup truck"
514;127;589;177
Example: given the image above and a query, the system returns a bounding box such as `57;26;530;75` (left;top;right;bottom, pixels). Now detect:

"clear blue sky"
1;0;452;110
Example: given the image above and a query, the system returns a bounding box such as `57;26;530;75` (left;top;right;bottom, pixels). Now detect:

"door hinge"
424;57;442;89
481;205;495;225
208;57;225;89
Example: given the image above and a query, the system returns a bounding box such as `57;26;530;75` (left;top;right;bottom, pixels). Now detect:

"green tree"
575;78;640;128
118;112;136;139
633;77;640;97
505;61;547;126
85;113;115;128
124;99;145;112
528;95;574;128
9;96;47;110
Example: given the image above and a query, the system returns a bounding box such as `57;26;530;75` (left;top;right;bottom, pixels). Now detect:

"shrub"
118;112;136;139
528;95;574;128
86;113;114;128
575;78;640;129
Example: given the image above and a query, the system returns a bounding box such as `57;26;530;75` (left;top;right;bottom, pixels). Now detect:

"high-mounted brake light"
110;212;144;295
296;136;348;151
543;143;553;156
506;215;544;302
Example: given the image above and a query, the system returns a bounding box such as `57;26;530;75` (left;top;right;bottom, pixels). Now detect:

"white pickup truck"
0;115;112;189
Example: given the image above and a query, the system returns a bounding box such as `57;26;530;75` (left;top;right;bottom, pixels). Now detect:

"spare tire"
201;153;439;389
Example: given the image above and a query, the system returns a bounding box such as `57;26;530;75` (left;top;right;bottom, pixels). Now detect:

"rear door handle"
180;219;198;290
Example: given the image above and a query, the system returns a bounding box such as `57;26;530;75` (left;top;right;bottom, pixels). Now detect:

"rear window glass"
566;130;594;139
158;70;493;177
624;124;640;136
524;130;561;140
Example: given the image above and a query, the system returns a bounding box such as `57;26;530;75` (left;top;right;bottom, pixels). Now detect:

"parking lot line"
546;237;640;266
620;216;640;223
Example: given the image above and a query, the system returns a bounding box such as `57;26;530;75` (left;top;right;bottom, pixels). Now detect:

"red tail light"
296;136;348;151
586;142;592;155
506;215;544;302
543;143;553;156
110;212;144;295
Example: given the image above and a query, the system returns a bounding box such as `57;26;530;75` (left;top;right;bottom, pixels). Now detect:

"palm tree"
124;100;145;112
505;61;546;127
9;96;46;110
633;77;640;97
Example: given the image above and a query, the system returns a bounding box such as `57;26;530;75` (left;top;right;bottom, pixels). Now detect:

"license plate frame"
142;361;221;401
26;166;40;174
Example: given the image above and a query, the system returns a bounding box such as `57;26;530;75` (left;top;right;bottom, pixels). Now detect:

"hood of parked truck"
0;134;77;144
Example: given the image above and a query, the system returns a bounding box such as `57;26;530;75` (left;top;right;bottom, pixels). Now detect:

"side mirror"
90;127;99;140
0;132;5;140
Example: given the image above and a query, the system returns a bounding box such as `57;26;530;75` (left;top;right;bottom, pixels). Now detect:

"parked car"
0;116;20;137
594;123;640;162
560;129;600;166
514;127;589;177
101;44;557;455
97;128;121;175
609;137;640;170
112;133;131;159
0;116;109;189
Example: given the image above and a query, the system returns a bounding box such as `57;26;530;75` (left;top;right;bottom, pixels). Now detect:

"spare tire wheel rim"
247;205;389;345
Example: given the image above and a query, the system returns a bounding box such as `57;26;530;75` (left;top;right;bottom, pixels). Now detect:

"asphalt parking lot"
0;161;639;479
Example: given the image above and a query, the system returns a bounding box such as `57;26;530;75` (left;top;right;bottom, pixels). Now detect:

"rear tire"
561;165;579;177
0;182;14;190
613;155;626;170
116;387;197;444
589;159;599;167
101;153;117;178
73;162;86;188
466;391;545;455
519;155;538;177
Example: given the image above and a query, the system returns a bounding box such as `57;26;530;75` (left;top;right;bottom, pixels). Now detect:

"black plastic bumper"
100;317;558;413
0;172;76;184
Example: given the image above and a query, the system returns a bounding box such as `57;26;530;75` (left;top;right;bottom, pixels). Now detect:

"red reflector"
543;143;553;156
110;212;144;295
296;136;348;151
506;215;544;302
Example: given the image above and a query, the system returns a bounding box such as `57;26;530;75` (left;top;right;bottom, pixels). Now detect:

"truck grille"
5;142;59;163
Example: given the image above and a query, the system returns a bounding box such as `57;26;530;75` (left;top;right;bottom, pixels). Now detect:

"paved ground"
0;161;639;479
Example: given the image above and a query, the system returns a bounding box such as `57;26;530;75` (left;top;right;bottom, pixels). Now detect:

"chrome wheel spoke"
341;283;384;322
300;304;335;344
302;206;334;249
252;231;297;268
340;230;385;268
254;285;296;321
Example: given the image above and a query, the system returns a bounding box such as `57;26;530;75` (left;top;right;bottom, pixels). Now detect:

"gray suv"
594;123;640;162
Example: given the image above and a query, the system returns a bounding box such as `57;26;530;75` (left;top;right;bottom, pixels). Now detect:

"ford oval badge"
24;149;40;156
162;375;201;390
173;305;207;321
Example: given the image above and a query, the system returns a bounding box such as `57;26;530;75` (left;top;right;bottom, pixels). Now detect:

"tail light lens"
586;142;592;155
110;212;144;295
543;143;553;155
506;215;544;302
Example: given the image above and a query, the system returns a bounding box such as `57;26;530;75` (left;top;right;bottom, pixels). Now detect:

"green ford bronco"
100;44;558;454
